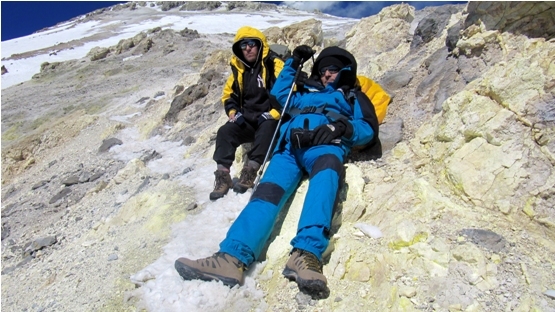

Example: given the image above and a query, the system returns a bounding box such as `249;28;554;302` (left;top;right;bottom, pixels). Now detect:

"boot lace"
214;252;246;271
298;250;323;273
240;167;257;184
214;171;229;188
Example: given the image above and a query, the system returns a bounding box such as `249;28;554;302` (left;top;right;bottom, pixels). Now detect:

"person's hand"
311;121;346;145
292;45;315;65
258;112;274;125
296;71;309;89
229;112;245;125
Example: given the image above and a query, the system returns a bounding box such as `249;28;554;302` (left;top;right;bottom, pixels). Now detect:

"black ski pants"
213;119;279;169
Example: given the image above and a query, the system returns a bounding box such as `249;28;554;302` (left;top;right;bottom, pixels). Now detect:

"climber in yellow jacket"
211;26;284;200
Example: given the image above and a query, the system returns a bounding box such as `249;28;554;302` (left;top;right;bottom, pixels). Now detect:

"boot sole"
209;192;225;200
232;184;251;194
175;260;240;287
282;267;329;299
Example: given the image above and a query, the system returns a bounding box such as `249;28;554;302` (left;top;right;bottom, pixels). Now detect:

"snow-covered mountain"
2;2;555;312
1;2;357;89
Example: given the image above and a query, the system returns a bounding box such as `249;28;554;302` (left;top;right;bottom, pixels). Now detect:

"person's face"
319;65;340;86
241;40;259;63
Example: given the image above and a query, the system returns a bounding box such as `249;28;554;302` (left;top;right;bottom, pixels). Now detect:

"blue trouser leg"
290;145;345;261
219;149;302;266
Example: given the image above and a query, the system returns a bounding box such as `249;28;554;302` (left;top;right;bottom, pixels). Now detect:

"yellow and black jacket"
222;26;284;123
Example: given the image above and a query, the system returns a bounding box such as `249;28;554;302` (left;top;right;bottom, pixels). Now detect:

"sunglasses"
240;40;257;50
319;65;341;75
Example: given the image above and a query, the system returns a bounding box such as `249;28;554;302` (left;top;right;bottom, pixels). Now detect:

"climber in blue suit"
175;46;380;299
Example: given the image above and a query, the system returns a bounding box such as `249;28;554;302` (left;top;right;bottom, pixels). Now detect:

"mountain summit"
2;2;555;311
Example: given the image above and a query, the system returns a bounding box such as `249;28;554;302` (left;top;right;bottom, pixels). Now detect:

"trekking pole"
251;59;307;197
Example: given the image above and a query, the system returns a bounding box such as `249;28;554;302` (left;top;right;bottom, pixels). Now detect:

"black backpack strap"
355;90;382;159
264;50;281;91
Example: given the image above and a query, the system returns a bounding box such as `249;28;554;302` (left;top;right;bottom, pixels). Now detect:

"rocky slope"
2;2;555;311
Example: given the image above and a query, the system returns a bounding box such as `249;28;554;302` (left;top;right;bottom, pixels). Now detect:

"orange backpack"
357;75;390;124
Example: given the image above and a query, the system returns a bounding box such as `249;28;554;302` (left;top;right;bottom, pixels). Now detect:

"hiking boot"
282;249;329;298
210;170;232;200
175;252;246;287
233;166;257;193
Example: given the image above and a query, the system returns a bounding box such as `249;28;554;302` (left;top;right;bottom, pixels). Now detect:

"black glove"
312;121;346;145
257;112;274;125
229;112;245;126
295;71;309;89
292;45;315;68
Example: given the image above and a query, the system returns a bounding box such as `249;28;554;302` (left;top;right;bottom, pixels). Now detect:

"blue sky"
1;1;126;41
1;1;466;42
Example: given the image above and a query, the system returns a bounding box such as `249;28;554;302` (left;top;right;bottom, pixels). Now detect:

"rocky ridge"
1;2;555;311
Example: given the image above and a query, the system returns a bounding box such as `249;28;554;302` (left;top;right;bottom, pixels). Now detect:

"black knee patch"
309;154;344;180
251;182;285;206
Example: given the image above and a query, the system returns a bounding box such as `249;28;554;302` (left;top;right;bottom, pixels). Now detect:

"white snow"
354;223;383;239
0;4;360;311
1;5;357;89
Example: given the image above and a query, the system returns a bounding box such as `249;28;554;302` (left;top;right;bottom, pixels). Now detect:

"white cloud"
282;1;392;18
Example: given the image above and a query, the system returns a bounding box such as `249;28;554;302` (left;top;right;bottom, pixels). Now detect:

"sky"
1;1;126;41
1;1;466;41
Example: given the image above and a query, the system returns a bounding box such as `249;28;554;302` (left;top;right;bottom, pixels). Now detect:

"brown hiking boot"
233;166;257;193
210;170;232;200
282;249;329;299
175;252;246;287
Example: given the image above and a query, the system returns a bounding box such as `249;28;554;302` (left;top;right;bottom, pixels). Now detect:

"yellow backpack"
357;76;390;124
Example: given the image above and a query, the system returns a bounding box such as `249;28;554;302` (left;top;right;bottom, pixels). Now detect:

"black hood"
307;46;358;90
311;46;357;78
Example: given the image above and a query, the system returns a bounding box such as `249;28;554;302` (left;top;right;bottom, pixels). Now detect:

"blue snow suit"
219;51;375;266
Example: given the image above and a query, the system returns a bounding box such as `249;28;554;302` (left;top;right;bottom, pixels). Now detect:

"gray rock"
89;171;104;182
62;175;80;186
465;2;555;40
544;289;555;299
446;20;463;52
78;172;91;183
164;83;209;122
49;188;72;204
24;235;58;256
180;1;221;11
140;150;161;163
98;138;123;153
411;5;462;50
179;28;200;40
460;229;506;252
379;117;404;153
1;223;10;240
183;136;196;146
133;177;150;196
380;71;413;93
31;180;49;190
136;97;150;104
